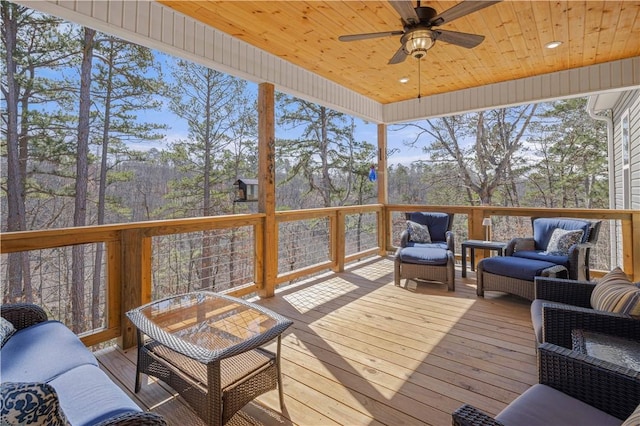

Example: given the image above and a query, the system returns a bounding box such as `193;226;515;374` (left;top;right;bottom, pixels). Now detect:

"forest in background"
1;3;608;331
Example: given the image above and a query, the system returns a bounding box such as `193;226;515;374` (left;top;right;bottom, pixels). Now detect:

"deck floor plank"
96;257;538;425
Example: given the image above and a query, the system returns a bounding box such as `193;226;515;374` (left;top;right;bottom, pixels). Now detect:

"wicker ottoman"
477;256;568;301
394;246;455;291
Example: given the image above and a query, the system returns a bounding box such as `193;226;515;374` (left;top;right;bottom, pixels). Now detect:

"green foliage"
276;94;377;207
523;98;608;208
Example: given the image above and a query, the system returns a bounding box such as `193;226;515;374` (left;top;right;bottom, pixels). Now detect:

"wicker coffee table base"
136;336;281;426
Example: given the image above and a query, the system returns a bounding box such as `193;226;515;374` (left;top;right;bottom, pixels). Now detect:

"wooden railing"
1;204;638;350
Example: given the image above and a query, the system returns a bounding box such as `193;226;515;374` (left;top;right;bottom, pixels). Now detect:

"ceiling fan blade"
339;30;404;42
429;0;501;26
433;29;485;48
388;45;408;64
389;0;420;25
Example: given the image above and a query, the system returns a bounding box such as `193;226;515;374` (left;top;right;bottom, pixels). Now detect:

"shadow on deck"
96;256;537;426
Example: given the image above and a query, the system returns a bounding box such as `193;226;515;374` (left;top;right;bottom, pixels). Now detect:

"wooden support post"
623;211;639;281
334;211;346;272
106;240;121;338
258;83;277;298
469;208;488;267
119;229;151;350
377;124;389;255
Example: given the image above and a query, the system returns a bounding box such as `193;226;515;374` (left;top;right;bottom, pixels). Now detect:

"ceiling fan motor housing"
415;6;437;23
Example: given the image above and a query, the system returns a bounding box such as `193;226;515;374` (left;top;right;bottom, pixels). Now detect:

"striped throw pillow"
590;267;640;316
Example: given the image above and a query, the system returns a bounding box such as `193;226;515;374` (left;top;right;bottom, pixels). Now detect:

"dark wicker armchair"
531;276;640;348
452;343;640;426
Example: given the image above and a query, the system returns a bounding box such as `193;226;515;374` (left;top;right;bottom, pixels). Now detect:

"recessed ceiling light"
545;41;563;49
399;77;409;83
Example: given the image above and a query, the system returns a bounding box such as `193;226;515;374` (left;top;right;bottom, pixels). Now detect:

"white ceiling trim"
14;0;640;125
384;57;640;123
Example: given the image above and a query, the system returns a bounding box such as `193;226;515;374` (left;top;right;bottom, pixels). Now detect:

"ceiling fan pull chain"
418;58;421;102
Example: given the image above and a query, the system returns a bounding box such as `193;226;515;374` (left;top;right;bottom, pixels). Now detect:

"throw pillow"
590;267;640;315
622;403;640;426
0;382;69;426
0;317;15;348
545;228;583;255
407;220;431;243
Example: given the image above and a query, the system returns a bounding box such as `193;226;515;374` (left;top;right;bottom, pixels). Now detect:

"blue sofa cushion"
512;250;569;268
1;321;98;383
1;382;69;426
406;212;450;242
398;247;449;265
50;365;142;426
481;256;558;281
532;218;591;250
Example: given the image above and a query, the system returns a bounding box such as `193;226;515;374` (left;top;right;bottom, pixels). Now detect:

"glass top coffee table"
126;291;293;426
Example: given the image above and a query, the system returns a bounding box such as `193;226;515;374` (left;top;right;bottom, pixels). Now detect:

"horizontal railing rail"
1;204;637;350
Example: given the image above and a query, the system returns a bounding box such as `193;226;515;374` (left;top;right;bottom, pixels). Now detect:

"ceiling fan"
339;0;501;65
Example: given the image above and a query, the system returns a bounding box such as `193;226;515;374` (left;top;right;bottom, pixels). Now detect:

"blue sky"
129;52;424;165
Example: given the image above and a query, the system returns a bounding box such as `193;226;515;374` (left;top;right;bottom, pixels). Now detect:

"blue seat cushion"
532;218;591;250
398;247;449;265
513;250;569;268
0;320;98;383
404;241;448;250
481;256;558;281
50;364;142;426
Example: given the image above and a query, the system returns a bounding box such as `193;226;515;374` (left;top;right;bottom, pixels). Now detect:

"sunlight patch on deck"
349;257;395;281
283;278;359;314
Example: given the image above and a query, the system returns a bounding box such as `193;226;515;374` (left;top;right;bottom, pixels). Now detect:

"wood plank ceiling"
158;1;640;105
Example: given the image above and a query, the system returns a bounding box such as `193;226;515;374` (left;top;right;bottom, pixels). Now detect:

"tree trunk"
71;27;95;333
2;3;31;302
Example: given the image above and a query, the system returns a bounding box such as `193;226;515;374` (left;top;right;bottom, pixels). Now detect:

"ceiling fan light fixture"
402;29;434;59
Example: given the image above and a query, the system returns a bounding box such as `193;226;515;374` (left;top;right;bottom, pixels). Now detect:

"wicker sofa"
1;303;166;426
452;343;640;426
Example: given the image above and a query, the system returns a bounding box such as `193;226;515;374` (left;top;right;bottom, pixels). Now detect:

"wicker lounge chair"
394;212;455;291
477;217;601;300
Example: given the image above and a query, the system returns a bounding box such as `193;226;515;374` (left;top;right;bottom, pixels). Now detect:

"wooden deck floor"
96;256;537;426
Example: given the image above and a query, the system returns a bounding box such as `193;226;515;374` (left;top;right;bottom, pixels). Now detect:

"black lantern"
233;178;259;202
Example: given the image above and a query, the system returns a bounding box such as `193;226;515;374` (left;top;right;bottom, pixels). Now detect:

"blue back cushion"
406;212;450;242
532;218;591;250
1;321;98;382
